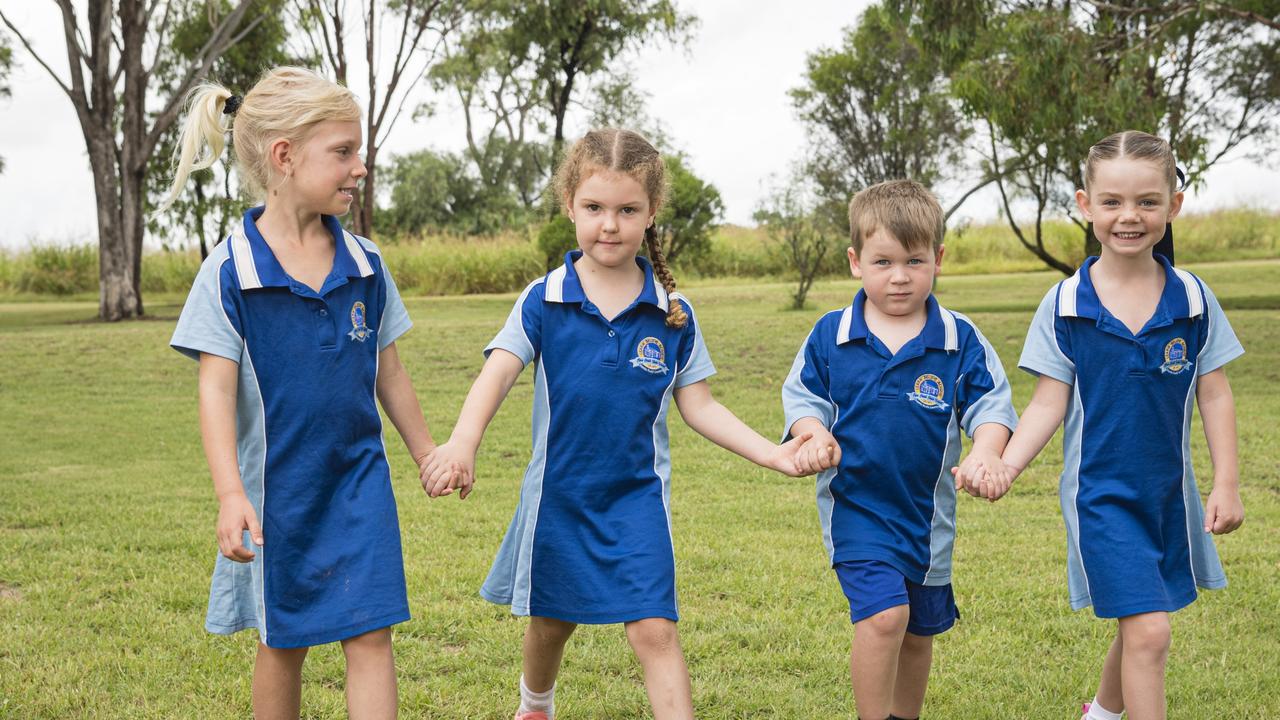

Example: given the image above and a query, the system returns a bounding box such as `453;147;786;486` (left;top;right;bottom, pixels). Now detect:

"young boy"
782;180;1018;720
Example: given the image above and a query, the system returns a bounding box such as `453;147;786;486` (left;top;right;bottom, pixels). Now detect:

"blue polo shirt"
480;250;716;624
170;207;413;648
782;291;1018;585
1019;255;1244;617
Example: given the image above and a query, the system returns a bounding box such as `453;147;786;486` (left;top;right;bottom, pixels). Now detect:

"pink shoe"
514;712;549;720
1080;702;1090;720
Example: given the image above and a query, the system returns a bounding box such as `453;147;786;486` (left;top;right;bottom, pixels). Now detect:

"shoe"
514;712;549;720
1080;702;1090;720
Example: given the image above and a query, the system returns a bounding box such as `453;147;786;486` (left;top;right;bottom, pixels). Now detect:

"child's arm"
1197;368;1243;534
674;380;817;477
1000;375;1072;480
788;417;841;475
420;349;526;498
198;353;262;562
952;423;1012;501
375;341;438;479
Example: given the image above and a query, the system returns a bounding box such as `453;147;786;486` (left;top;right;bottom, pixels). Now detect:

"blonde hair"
1084;130;1178;195
554;128;686;328
155;66;361;214
847;179;945;254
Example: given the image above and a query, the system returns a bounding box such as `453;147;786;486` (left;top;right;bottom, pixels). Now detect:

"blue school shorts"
834;559;959;636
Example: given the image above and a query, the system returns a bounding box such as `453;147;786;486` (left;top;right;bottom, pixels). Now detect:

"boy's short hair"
848;180;945;254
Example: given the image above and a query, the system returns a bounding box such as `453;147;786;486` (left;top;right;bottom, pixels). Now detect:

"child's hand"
420;441;475;500
766;431;823;477
952;448;1012;502
216;491;262;562
1204;485;1244;534
794;428;841;476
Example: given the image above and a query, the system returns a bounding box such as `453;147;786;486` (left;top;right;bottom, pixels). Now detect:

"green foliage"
755;180;845;310
535;215;578;271
790;0;967;216
7;245;98;295
654;154;724;265
0;29;12;174
379;148;530;237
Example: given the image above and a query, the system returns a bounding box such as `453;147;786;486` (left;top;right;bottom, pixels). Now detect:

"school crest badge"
630;336;669;375
1159;337;1192;375
348;301;372;342
907;373;949;411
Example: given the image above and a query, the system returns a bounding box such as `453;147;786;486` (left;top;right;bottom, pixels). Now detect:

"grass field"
1;261;1278;718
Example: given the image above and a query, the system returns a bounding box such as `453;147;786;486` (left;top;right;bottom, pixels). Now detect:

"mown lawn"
1;260;1277;718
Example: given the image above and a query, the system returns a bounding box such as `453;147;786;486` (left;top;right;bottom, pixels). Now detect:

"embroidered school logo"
906;373;949;411
1159;337;1192;375
630;336;669;375
348;301;372;342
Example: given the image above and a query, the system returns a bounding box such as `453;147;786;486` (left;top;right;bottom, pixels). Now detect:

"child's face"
1076;157;1183;261
567;170;655;272
849;229;943;318
283;120;367;217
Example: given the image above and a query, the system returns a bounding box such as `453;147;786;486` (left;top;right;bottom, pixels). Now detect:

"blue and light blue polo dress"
480;251;716;624
170;207;413;648
782;291;1018;586
1019;255;1244;618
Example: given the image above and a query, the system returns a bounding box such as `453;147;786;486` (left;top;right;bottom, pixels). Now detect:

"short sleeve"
1018;286;1075;385
1196;282;1244;375
782;324;835;438
674;296;715;388
953;315;1018;437
170;250;243;363
485;279;544;366
377;259;412;351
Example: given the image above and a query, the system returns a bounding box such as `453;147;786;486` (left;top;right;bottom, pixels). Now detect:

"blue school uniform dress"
170;207;413;648
1019;255;1244;618
782;291;1018;589
480;250;716;624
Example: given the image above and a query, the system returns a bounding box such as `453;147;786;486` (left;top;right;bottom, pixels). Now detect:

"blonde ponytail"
154;84;235;215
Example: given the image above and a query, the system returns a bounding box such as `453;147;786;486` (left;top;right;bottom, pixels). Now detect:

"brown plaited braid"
644;225;688;328
554;128;686;327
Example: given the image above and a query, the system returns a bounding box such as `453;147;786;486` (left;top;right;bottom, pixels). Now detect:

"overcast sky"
1;0;1277;250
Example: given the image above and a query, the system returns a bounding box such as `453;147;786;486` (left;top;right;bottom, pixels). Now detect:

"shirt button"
318;308;328;317
608;330;615;337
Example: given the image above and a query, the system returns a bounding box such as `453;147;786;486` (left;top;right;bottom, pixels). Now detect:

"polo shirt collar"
836;290;958;351
1056;254;1204;322
229;206;375;291
543;249;670;312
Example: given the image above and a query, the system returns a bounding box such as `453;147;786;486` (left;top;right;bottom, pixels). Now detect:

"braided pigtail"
644;225;687;328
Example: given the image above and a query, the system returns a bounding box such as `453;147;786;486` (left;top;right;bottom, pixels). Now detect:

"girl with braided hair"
421;128;831;719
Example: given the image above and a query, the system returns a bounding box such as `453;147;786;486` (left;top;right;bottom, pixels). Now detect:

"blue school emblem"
1159;337;1192;375
348;301;372;342
907;373;949;411
630;336;669;375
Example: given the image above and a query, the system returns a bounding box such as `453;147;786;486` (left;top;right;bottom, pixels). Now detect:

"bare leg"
850;605;910;720
624;618;694;720
891;631;933;719
1093;630;1125;714
253;643;309;720
341;628;397;720
522;617;577;693
1118;612;1171;720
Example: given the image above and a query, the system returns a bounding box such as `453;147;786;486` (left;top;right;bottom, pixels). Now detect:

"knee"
1120;613;1171;661
858;606;910;639
900;631;933;655
626;618;681;657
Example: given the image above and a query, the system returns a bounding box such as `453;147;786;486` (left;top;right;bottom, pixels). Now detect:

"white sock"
519;674;556;716
1086;697;1123;720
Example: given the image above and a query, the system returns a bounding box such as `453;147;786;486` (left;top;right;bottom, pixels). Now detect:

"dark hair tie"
223;94;243;115
1175;166;1186;191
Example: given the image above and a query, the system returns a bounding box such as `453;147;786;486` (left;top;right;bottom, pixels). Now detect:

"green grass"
1;261;1278;718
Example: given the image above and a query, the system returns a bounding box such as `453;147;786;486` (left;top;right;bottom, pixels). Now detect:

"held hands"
951;447;1014;502
419;440;475;500
216;491;263;563
771;431;839;477
1203;485;1244;534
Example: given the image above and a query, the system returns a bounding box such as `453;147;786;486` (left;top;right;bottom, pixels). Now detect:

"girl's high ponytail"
153;84;236;215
